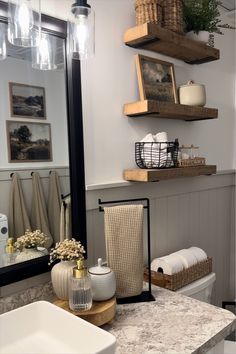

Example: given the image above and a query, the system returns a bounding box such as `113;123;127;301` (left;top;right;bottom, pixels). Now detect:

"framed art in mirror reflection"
6;121;52;163
9;82;46;119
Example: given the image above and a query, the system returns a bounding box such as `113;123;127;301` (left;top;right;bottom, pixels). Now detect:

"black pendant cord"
66;45;87;254
98;198;155;304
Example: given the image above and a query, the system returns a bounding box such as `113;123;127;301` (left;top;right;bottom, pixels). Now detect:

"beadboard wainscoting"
86;171;235;307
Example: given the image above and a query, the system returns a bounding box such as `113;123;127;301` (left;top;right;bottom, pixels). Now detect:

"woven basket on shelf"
144;257;213;291
161;0;184;34
135;0;163;26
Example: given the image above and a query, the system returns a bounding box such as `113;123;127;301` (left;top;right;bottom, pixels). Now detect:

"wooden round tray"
53;296;116;327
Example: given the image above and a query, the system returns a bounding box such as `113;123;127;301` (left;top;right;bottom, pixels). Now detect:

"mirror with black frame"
0;4;87;287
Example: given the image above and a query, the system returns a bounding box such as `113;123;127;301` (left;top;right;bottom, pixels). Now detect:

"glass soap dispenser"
69;258;92;312
4;238;17;266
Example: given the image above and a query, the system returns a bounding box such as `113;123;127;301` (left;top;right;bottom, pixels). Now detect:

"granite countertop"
103;286;236;354
1;282;235;354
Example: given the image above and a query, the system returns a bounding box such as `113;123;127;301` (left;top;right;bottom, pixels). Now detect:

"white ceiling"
221;0;236;11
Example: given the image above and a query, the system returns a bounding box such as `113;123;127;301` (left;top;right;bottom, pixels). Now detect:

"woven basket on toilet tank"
144;257;212;291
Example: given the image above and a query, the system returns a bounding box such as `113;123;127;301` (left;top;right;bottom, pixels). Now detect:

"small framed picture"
135;54;178;103
6;121;52;162
9;82;46;119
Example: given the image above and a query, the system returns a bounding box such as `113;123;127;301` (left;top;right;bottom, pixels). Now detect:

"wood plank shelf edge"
124;100;218;121
123;166;217;182
124;23;220;64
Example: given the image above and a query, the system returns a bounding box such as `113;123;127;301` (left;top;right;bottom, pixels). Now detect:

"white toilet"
176;273;235;354
176;272;216;303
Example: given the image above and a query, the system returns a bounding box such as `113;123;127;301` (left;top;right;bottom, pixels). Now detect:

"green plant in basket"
183;0;223;34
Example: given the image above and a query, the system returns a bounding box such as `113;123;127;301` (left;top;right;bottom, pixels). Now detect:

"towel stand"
98;198;155;304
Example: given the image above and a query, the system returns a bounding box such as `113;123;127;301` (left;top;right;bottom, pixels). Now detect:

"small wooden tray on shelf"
53;296;116;327
178;157;206;167
144;257;212;291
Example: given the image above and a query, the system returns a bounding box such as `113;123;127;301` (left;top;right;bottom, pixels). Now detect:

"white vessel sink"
0;301;116;354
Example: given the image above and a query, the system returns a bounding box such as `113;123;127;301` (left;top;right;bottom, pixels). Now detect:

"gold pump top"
73;258;88;279
5;238;15;254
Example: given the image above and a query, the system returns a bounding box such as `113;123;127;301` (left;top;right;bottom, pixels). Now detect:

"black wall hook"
10;172;14;178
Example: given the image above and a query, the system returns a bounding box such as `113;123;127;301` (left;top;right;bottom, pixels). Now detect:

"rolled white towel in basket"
151;254;184;275
188;246;207;262
140;132;171;168
173;249;198;269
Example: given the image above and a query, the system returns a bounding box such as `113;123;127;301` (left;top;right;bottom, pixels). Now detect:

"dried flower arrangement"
14;230;48;251
49;238;85;264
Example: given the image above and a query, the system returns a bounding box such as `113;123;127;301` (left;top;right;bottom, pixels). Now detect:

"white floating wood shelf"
124;23;220;64
124;166;217;182
124;100;218;121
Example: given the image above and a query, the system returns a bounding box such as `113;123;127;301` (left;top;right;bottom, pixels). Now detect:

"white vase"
15;247;44;263
51;261;76;300
186;31;210;44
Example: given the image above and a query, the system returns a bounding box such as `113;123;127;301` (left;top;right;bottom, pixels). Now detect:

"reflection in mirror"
0;22;70;269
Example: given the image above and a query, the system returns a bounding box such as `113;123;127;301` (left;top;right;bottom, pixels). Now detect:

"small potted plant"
49;238;86;300
15;229;48;262
183;0;223;43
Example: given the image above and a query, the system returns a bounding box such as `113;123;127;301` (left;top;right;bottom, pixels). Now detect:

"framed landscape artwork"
6;121;52;162
9;82;46;119
135;54;178;103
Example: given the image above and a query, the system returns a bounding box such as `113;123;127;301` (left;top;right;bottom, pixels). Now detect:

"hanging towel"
60;197;71;241
31;172;53;248
48;171;62;244
9;173;31;239
104;205;144;298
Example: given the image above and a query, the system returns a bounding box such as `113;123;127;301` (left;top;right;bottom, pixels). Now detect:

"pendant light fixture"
68;0;95;60
0;23;7;61
32;32;64;71
8;0;41;47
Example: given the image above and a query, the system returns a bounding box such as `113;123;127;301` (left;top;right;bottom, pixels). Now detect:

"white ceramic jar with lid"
179;80;206;107
89;258;116;301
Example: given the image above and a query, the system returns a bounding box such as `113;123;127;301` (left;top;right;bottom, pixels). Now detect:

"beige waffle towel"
31;172;53;248
9;173;31;239
48;171;61;244
104;205;144;298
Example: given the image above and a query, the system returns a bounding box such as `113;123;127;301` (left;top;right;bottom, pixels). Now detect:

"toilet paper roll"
151;254;184;275
172;249;198;269
188;247;207;262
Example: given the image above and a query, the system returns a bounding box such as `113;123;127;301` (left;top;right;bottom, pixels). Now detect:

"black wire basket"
135;139;179;169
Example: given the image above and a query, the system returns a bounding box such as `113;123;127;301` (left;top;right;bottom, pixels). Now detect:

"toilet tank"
176;273;216;303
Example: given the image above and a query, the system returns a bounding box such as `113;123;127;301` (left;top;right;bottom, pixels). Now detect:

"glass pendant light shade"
32;33;65;71
68;0;95;60
0;23;7;61
8;0;41;47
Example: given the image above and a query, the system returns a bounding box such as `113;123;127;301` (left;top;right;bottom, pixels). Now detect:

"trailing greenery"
183;0;222;34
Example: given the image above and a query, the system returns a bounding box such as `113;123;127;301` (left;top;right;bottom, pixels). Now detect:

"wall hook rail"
98;197;155;304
